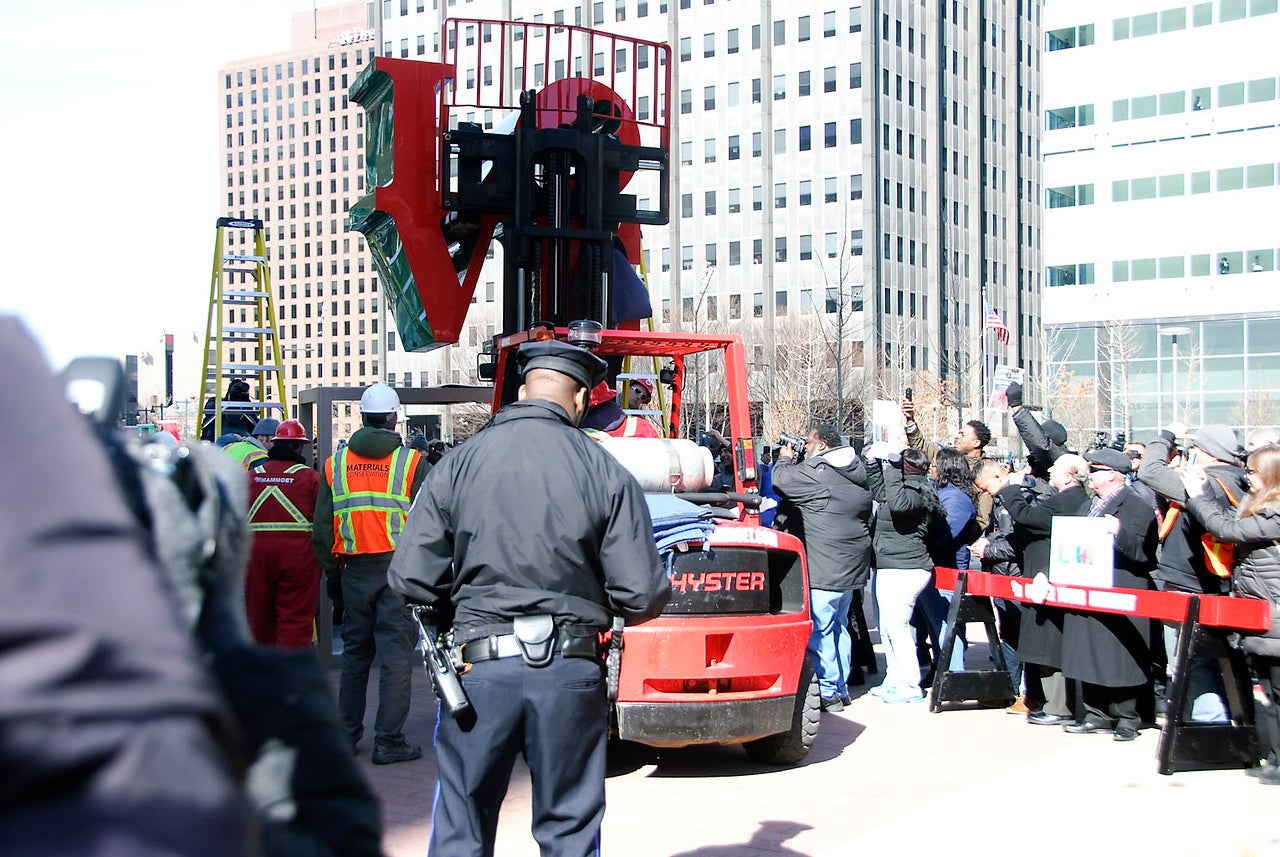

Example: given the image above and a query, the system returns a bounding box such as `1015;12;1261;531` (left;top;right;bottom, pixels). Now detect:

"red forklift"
348;19;817;763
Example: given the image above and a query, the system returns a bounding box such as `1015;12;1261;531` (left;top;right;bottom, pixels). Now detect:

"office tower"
218;1;378;439
1042;0;1280;438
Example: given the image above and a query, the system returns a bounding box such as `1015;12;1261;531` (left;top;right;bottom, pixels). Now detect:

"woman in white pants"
865;447;945;703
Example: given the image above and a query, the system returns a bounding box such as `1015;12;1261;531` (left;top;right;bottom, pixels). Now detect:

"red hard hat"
589;382;617;407
274;419;310;441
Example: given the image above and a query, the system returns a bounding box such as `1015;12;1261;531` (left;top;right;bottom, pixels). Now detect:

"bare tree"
1045;365;1099;453
1100;319;1141;437
1231;389;1280;433
810;209;868;434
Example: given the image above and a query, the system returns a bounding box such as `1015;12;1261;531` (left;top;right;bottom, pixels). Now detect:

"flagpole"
980;284;988;424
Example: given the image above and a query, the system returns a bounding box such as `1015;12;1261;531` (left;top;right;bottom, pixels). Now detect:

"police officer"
313;383;429;764
389;339;670;857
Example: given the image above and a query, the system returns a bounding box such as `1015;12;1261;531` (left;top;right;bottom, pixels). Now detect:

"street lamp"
1159;326;1192;425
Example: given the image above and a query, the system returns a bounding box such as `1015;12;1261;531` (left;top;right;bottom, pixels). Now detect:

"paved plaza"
353;632;1280;857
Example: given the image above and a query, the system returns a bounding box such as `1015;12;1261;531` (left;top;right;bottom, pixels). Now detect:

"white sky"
0;1;313;368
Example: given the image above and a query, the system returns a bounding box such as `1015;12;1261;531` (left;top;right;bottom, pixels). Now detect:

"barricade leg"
1157;596;1260;775
929;572;1016;713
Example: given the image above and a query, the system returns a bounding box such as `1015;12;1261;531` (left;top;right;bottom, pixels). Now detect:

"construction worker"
581;382;660;438
245;419;322;649
224;417;278;471
313;383;429;765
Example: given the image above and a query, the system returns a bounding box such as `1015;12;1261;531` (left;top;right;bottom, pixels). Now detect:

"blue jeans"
338;559;417;745
808;588;855;700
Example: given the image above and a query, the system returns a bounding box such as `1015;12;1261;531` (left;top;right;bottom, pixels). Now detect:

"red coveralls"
245;460;322;648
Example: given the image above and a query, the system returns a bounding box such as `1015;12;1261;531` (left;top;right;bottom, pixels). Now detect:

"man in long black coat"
993;453;1090;724
1060;448;1160;742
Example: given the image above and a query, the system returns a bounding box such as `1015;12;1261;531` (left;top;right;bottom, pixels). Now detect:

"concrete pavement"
352;644;1280;857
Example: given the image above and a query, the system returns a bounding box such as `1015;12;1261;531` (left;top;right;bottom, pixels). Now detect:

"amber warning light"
736;438;757;485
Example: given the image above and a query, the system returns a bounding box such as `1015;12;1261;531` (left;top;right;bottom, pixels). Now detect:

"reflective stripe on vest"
248;464;312;533
225;440;268;471
327;446;417;554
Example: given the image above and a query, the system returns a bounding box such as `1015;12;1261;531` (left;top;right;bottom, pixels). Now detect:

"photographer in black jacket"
772;423;873;712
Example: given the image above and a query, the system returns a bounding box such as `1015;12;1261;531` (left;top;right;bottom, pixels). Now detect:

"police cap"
1084;447;1132;475
517;340;608;389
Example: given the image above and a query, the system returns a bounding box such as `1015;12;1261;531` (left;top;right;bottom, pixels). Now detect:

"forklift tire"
743;661;819;765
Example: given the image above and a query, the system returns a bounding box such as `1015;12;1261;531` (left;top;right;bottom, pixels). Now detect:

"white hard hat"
360;382;401;414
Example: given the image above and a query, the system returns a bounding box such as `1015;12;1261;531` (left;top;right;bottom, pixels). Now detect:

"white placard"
1048;516;1115;588
870;399;908;449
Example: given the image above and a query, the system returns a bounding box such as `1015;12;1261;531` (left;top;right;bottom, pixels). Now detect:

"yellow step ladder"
199;217;287;441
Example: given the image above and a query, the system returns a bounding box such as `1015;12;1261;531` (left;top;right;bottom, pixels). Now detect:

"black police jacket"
389;399;670;639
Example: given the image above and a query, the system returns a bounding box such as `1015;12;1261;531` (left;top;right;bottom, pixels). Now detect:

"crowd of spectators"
768;381;1280;783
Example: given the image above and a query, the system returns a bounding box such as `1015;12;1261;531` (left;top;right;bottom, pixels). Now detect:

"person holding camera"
771;424;873;712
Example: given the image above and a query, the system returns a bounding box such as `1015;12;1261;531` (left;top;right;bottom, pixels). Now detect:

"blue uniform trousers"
430;653;608;857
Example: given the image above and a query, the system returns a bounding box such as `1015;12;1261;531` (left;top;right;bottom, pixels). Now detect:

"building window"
850;118;862;144
799;180;812;205
799;125;811;151
824;122;837;147
824;66;837;93
728;135;740;159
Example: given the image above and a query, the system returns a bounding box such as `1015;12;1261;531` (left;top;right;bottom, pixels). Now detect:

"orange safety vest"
1157;475;1241;578
225;439;268;471
325;445;421;555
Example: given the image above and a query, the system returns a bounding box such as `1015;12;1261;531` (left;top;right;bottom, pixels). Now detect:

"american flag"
985;302;1011;345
